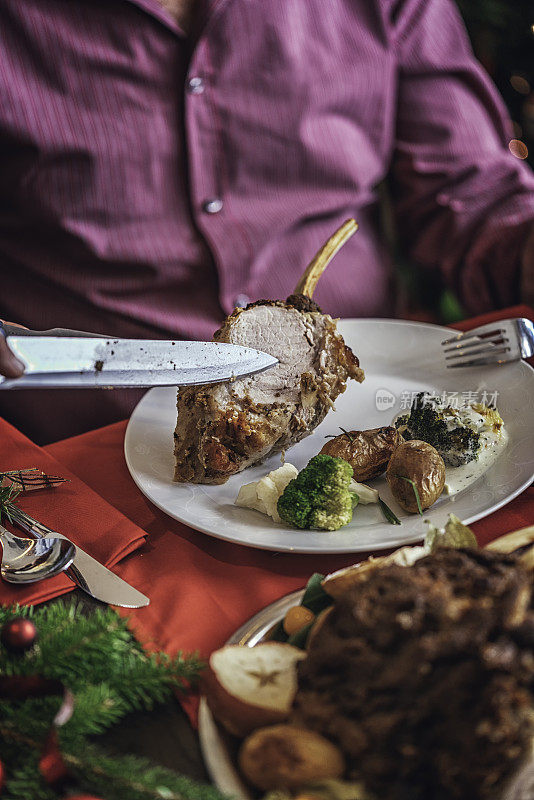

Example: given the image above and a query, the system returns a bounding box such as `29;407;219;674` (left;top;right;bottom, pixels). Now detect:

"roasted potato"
386;440;445;513
238;724;345;790
320;426;402;481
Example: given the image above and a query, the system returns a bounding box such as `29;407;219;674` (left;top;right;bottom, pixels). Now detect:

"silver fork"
441;317;534;368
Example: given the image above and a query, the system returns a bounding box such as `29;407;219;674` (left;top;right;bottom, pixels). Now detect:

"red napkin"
45;305;534;663
0;418;147;607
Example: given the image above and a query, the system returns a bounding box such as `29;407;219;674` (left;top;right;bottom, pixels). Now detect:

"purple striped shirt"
1;0;533;442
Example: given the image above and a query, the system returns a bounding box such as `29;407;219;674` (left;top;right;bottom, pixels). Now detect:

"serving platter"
124;319;534;553
198;589;303;800
198;546;534;800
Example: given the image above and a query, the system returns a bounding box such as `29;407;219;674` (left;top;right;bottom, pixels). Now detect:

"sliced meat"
293;548;534;800
173;297;364;484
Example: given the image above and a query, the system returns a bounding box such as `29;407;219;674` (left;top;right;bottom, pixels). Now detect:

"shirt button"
203;198;223;214
188;76;205;94
235;294;250;308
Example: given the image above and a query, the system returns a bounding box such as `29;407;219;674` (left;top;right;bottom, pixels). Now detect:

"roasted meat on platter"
174;221;365;484
293;547;534;800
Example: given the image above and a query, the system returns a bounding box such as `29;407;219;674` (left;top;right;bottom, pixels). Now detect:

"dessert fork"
441;318;534;368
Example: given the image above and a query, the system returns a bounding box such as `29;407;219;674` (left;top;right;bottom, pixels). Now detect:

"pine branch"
0;696;60;741
65;684;132;736
0;718;57;800
62;742;229;800
0;484;20;523
1;722;230;800
3;757;57;800
0;601;221;800
1;604;203;696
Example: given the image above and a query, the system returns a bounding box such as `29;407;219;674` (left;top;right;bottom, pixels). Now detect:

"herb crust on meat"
293;548;534;800
173;298;364;484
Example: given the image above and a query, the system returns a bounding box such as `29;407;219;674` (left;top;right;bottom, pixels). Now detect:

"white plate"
124;319;534;553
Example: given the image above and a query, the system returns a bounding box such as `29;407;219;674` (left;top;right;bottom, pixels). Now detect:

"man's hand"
0;321;25;378
521;223;534;308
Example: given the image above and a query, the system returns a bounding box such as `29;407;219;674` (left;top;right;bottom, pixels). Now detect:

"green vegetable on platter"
277;454;357;531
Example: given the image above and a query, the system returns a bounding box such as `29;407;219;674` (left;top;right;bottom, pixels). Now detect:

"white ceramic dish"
124;319;534;554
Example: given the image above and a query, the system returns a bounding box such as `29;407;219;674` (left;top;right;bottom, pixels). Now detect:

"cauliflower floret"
256;475;279;517
235;463;299;523
235;482;258;509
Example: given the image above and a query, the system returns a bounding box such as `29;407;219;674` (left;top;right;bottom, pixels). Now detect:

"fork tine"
443;336;510;355
442;317;528;368
445;346;511;362
448;359;508;369
441;326;506;346
445;345;510;362
446;346;511;368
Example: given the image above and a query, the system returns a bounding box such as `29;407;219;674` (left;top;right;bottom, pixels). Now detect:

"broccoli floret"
395;392;480;466
277;454;356;531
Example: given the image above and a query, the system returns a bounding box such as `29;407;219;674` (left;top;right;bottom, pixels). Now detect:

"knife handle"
1;322;107;338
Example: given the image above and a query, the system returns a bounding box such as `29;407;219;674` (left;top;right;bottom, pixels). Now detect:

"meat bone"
293;218;358;298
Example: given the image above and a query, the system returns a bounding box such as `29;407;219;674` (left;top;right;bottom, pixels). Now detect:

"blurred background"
401;0;533;323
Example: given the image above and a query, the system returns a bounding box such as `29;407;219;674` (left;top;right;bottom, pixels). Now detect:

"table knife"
0;323;278;388
7;505;149;608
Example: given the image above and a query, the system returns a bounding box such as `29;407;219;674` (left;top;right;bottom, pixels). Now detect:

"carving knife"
0;323;278;389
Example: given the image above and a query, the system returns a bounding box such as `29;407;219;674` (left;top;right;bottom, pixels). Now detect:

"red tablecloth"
43;305;534;660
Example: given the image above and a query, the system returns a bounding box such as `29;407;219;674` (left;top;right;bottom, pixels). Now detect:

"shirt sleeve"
389;0;534;313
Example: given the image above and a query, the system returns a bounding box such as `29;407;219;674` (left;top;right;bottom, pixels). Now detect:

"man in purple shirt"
1;0;534;443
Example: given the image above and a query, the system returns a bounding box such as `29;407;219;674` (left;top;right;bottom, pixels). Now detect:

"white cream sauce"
443;428;508;496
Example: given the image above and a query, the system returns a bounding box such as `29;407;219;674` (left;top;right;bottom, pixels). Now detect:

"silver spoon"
0;523;75;584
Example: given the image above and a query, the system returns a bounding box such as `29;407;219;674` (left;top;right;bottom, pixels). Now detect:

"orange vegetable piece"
283;605;315;636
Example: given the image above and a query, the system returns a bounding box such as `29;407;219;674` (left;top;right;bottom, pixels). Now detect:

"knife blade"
7;505;149;608
65;550;150;609
0;329;278;389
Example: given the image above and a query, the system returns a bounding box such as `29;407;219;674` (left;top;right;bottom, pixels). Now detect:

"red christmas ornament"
0;759;5;792
1;618;38;652
39;730;69;787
